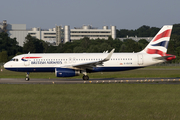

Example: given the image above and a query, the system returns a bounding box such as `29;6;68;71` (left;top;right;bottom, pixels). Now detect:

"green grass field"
0;84;180;120
1;66;180;119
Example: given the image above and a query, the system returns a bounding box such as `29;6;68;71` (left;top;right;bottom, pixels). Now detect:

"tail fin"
140;25;173;56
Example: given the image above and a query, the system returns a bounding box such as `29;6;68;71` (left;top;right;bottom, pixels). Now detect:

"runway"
0;78;180;84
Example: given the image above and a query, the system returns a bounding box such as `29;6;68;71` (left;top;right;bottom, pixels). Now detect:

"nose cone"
4;62;10;69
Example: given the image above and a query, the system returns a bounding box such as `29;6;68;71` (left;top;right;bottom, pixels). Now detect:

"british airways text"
31;61;62;64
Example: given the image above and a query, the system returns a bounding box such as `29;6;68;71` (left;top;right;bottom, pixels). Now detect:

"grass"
0;84;180;120
1;66;180;79
1;66;180;119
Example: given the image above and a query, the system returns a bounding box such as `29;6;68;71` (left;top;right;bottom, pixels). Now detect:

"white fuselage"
4;52;164;72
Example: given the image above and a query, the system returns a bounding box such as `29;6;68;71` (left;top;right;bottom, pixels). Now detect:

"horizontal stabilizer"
153;54;176;61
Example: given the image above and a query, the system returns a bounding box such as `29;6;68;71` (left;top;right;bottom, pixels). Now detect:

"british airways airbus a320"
4;25;176;81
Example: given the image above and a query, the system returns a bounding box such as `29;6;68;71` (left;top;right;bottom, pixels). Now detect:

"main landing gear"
82;70;89;80
83;75;89;80
25;72;30;81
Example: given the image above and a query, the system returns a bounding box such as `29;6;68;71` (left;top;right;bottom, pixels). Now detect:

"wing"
69;49;115;70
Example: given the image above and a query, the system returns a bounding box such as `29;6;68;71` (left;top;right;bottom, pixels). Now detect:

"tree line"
0;24;180;63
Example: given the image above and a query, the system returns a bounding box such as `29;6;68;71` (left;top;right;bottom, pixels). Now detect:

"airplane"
4;25;176;81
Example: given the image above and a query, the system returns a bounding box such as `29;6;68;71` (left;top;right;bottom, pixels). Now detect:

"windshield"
10;58;18;61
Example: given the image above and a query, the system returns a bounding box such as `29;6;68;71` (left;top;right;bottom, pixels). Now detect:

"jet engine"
55;68;80;77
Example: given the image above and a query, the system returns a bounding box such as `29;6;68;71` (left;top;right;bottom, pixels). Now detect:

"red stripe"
153;29;171;42
22;57;42;59
146;48;165;56
146;49;176;61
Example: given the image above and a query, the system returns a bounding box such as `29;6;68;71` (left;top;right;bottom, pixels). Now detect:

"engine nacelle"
55;68;80;77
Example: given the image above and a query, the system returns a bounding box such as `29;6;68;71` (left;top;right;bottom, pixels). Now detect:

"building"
0;20;116;46
7;23;28;46
0;20;7;33
70;25;116;40
119;36;153;42
28;27;62;45
0;20;28;46
28;25;116;44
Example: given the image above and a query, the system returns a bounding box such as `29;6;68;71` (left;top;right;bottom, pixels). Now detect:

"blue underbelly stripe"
5;67;143;72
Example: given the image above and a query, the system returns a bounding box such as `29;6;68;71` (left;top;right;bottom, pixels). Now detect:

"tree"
123;39;140;52
41;41;51;53
0;51;8;62
73;46;85;53
87;45;99;53
0;32;22;59
23;35;44;53
111;39;123;52
172;24;180;35
138;39;149;50
64;49;73;53
120;44;127;52
81;37;90;49
98;43;112;52
108;36;113;41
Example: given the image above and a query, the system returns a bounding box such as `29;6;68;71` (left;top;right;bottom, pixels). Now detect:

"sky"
1;0;180;30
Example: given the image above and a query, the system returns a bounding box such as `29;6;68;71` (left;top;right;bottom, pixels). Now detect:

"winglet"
104;49;115;61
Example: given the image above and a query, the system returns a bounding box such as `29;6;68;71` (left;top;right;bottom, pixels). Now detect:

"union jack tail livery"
140;25;175;61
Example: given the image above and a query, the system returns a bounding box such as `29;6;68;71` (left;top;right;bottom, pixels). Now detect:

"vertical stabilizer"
140;25;173;56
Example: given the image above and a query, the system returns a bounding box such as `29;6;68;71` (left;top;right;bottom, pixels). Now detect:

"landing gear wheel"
25;77;30;81
83;75;89;80
25;72;30;81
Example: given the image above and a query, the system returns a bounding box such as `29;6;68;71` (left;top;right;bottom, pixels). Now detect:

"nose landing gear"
25;72;30;81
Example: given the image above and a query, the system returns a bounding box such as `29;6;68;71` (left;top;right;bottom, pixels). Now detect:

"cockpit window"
11;58;18;61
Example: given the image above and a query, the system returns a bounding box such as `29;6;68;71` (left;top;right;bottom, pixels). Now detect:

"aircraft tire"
83;75;89;81
25;77;30;81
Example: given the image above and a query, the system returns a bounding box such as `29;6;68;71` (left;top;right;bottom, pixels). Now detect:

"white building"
28;25;116;44
28;27;60;45
70;25;116;40
6;24;28;46
1;20;117;46
119;36;153;42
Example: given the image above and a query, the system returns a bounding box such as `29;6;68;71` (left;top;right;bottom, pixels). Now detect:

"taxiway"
0;78;180;84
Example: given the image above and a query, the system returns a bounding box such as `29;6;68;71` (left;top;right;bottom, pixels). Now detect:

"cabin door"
137;54;143;65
